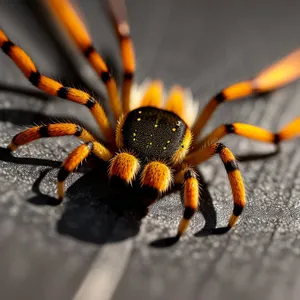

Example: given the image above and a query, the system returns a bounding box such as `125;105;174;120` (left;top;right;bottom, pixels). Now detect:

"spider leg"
192;117;300;151
57;141;112;201
139;81;163;108
108;151;140;185
165;85;185;121
0;29;114;142
185;143;246;230
176;167;199;238
140;161;172;201
8;123;96;152
46;0;122;121
192;49;300;140
109;0;135;114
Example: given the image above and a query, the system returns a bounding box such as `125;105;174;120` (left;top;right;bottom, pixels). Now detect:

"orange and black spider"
1;0;300;240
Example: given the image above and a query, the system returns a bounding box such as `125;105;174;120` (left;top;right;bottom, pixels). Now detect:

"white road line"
73;238;133;300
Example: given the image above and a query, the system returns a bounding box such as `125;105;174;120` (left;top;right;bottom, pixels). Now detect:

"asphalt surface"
0;0;300;299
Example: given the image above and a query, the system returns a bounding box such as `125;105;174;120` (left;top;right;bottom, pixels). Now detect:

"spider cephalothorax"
1;0;300;240
117;106;192;164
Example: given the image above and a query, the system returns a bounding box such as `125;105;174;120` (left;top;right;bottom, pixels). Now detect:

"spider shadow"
25;160;219;246
27;168;61;205
0;107;84;126
237;146;280;162
0;82;52;101
27;160;154;244
55;164;154;244
0;146;60;168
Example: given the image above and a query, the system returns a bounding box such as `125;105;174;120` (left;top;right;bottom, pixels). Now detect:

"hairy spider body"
1;0;300;240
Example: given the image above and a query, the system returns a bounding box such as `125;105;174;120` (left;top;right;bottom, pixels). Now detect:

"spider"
1;0;300;240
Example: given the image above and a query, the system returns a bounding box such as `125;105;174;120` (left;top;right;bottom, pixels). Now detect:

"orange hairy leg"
109;0;136;114
140;81;163;108
0;29;114;142
7;123;96;152
185;143;246;230
57;141;113;201
276;117;300;142
192;49;300;139
108;152;140;185
165;86;185;122
140;161;172;200
176;168;199;238
47;0;122;121
194;118;300;150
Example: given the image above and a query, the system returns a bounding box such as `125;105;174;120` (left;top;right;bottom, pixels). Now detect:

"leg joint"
74;125;83;137
273;133;280;144
124;72;134;80
57;168;69;182
57;87;70;99
215;142;226;154
1;40;14;54
233;203;244;216
224;160;239;172
101;71;112;83
225;123;235;133
28;71;41;86
85;97;97;109
83;45;95;58
214;92;225;103
39;125;49;137
184;168;197;180
183;206;196;220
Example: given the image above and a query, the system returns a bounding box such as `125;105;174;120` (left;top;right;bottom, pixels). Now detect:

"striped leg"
193;118;300;151
7;123;95;152
185;143;246;230
46;0;122;121
176;168;199;238
57;141;113;202
192;49;300;139
109;0;136;114
0;29;114;142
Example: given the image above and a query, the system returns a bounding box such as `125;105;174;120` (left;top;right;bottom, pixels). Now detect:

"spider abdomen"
121;107;188;163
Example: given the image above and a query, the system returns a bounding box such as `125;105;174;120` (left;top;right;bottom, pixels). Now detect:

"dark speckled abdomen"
122;107;188;163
